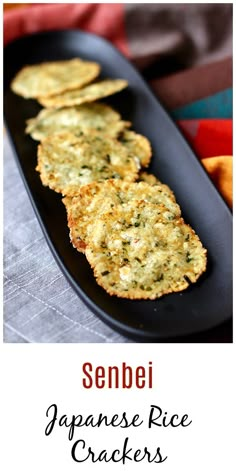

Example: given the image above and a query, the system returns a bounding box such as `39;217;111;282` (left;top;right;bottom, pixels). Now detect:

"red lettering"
82;363;93;389
148;361;153;388
136;367;145;388
122;363;132;388
108;366;119;388
82;361;154;389
95;366;105;388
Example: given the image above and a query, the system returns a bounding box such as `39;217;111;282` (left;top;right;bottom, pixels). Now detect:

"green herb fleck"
157;274;164;282
186;251;193;263
135;257;141;263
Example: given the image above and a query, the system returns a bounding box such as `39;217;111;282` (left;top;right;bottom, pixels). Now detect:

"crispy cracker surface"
137;172;161;185
26;103;130;141
85;201;207;299
38;79;128;108
119;130;152;167
63;179;181;253
11;59;100;99
36;133;140;196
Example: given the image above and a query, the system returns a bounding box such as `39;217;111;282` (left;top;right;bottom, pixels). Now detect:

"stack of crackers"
11;58;207;300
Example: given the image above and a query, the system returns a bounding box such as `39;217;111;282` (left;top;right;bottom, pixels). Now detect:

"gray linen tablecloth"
3;135;131;343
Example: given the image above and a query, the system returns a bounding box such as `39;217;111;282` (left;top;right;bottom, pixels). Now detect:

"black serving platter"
4;30;232;342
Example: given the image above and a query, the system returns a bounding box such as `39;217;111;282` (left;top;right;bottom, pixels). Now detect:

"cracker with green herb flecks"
38;79;128;108
63;179;181;253
25;103;131;141
119;130;152;168
36;132;140;196
11;58;100;99
85;201;207;299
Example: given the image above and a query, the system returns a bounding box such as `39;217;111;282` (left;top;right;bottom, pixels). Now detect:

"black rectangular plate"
4;30;232;342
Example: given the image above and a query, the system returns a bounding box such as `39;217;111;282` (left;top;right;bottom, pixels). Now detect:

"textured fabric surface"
3;137;130;344
3;3;129;55
125;3;232;73
179;119;232;157
3;3;232;343
150;57;232;110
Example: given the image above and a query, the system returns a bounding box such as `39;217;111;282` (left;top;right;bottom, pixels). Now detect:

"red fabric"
4;3;129;56
178;119;232;159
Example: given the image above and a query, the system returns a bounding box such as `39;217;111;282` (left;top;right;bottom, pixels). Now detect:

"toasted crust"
11;59;100;99
36;133;140;196
25;103;130;141
38;79;128;108
85;202;207;299
137;171;161;185
137;172;177;200
119;130;152;168
63;179;181;253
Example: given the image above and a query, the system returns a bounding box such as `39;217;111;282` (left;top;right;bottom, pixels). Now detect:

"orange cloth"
3;3;27;10
202;156;232;208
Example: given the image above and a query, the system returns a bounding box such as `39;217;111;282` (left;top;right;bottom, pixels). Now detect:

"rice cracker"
119;130;152;167
85;201;207;299
63;179;181;253
38;79;128;108
36;132;140;196
11;58;100;99
26;103;130;141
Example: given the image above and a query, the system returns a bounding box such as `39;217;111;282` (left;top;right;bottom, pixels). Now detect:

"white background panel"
1;344;235;471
